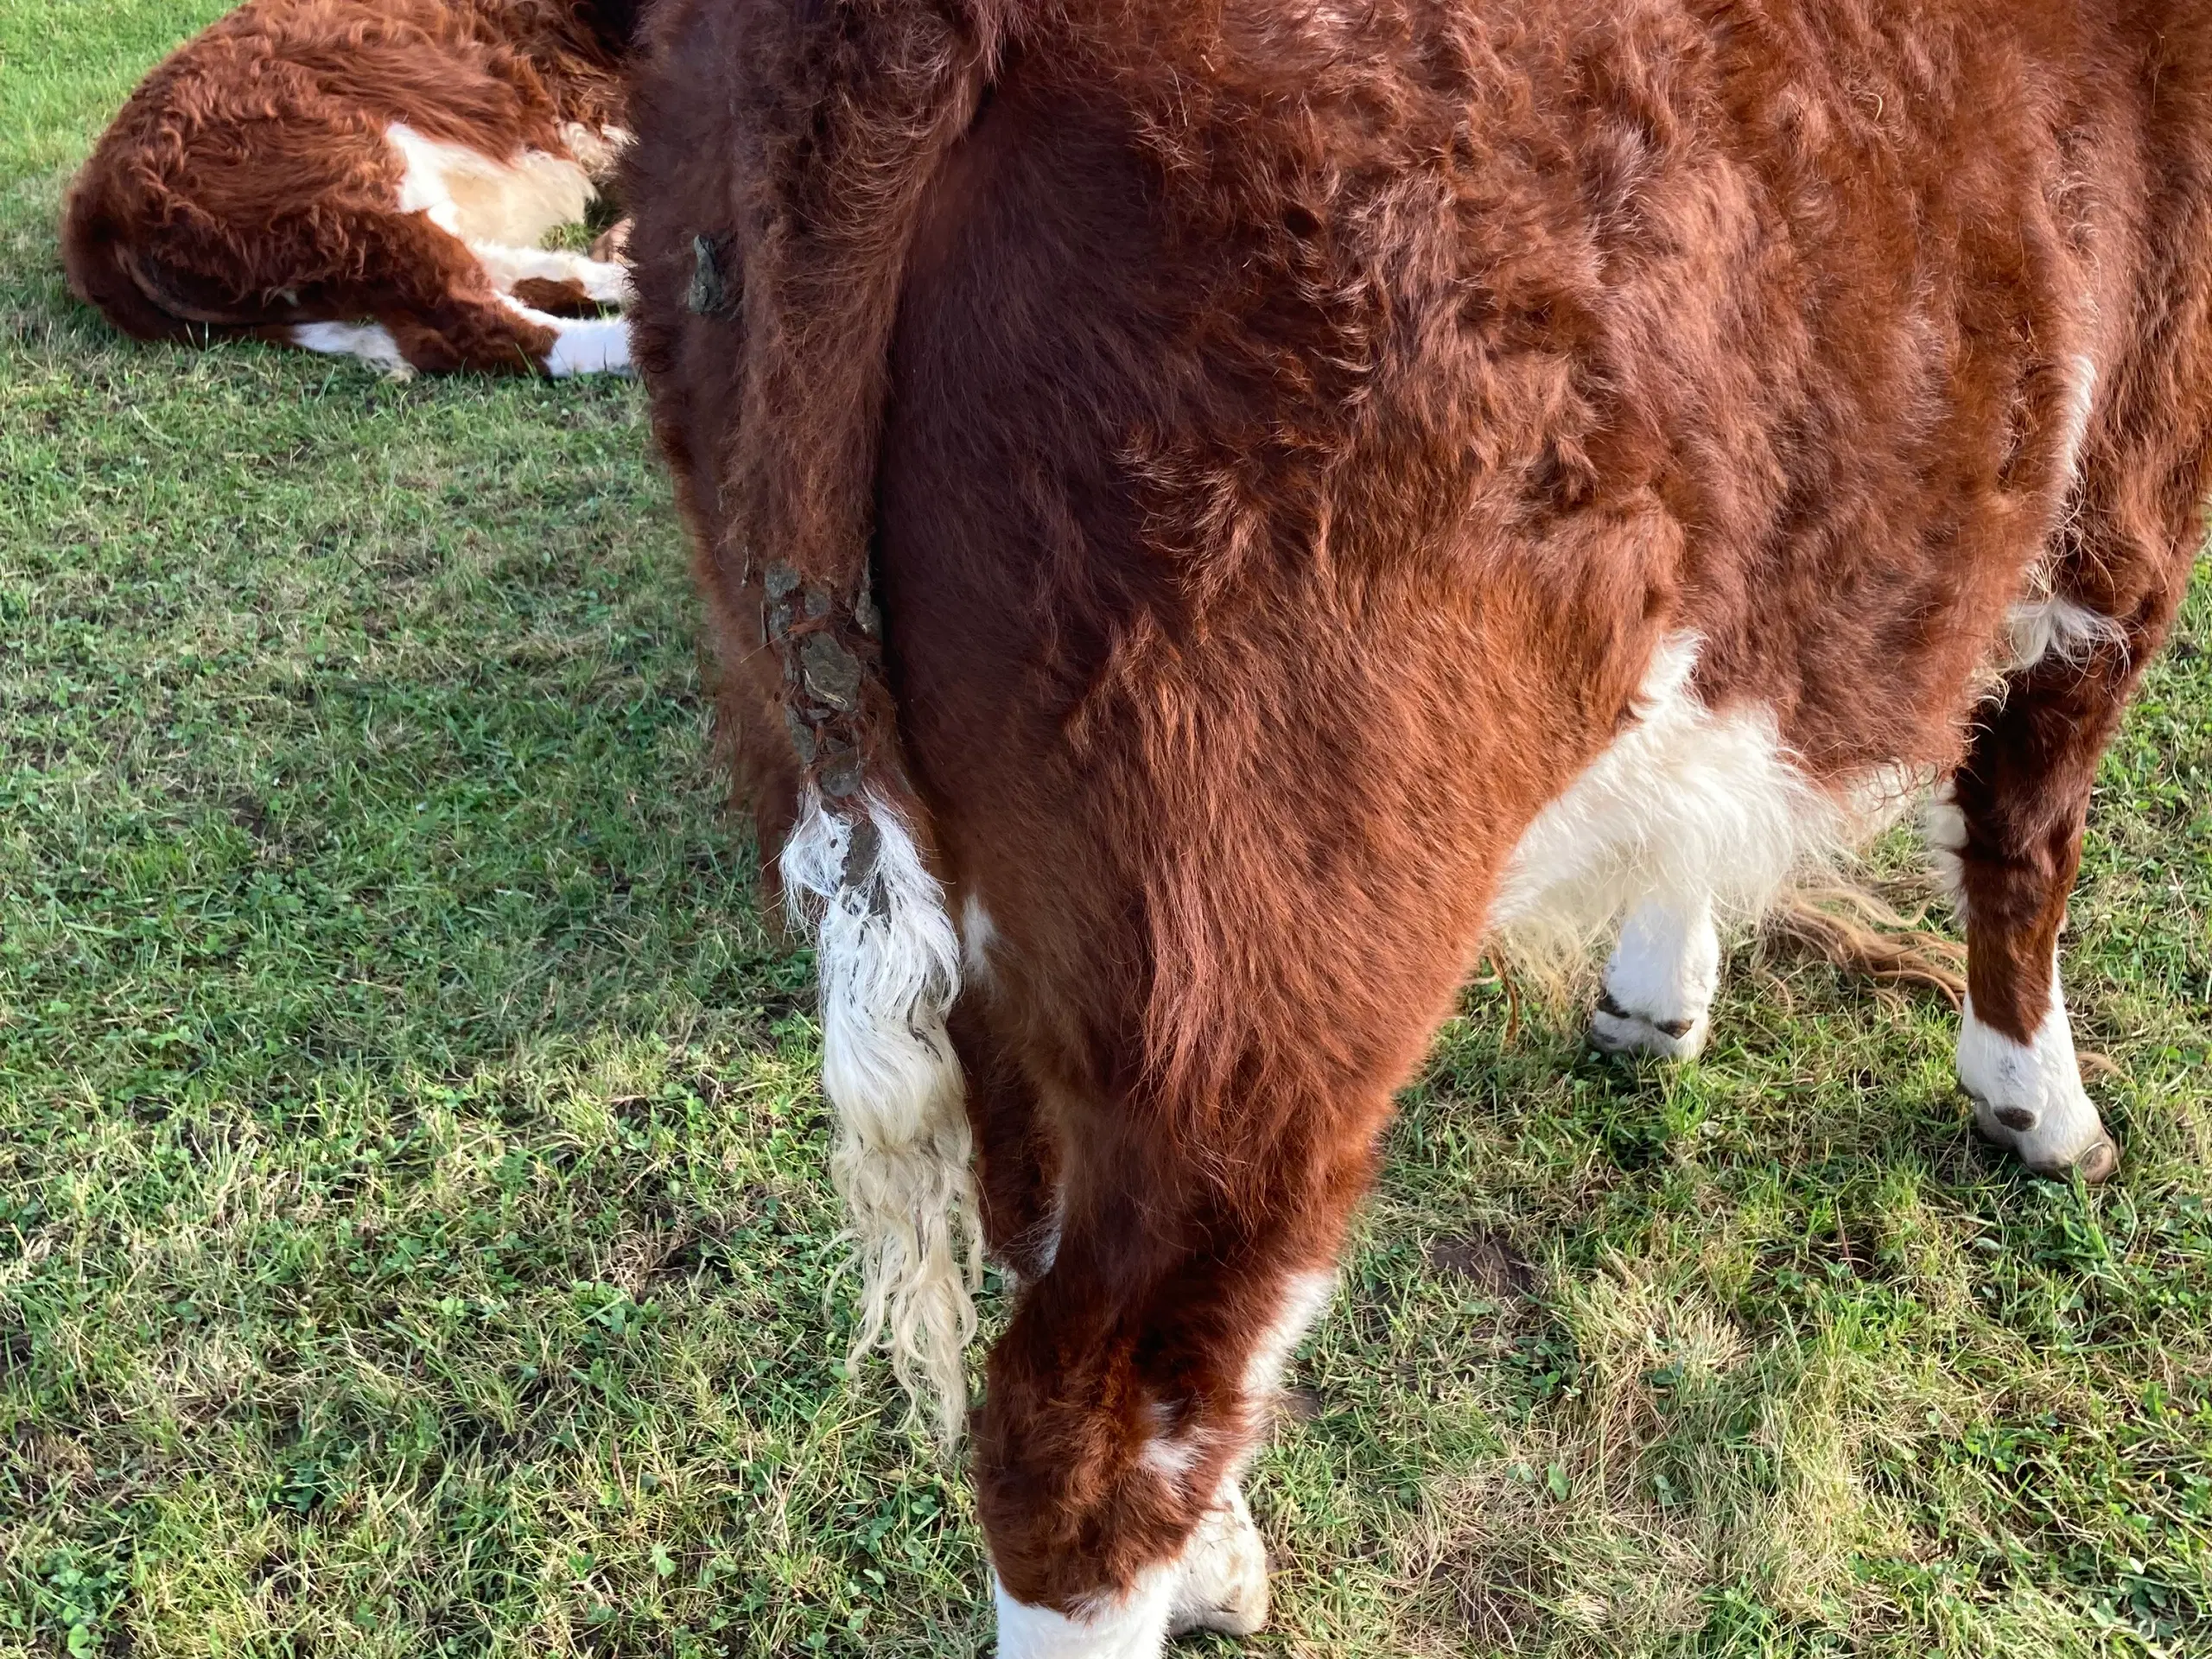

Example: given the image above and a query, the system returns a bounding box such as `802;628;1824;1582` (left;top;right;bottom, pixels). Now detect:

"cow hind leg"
1928;592;2141;1182
289;211;629;377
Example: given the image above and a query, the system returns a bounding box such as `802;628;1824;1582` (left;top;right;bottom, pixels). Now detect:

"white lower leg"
473;242;632;305
1592;894;1721;1060
497;298;632;377
289;321;412;377
994;1569;1174;1659
1958;961;2117;1179
1167;1482;1268;1637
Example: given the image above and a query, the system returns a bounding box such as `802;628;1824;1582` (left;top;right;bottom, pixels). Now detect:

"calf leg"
1590;893;1722;1060
289;211;629;377
977;1097;1372;1656
1929;595;2147;1181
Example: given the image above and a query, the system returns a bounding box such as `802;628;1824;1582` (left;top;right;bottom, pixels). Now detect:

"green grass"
3;6;2211;1656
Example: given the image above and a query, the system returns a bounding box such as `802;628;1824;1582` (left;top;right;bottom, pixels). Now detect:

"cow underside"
621;0;2212;1649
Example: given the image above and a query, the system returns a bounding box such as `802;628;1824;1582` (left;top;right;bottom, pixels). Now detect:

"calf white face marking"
1491;632;1857;954
995;1483;1270;1656
1957;960;2116;1179
1592;894;1721;1059
289;320;411;376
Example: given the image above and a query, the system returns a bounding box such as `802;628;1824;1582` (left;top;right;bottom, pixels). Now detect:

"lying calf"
63;0;640;377
623;0;2210;1651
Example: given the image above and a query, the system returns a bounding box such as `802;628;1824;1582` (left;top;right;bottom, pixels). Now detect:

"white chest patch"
1491;633;1864;953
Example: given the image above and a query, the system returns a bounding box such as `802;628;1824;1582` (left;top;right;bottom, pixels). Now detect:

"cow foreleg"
1590;893;1722;1060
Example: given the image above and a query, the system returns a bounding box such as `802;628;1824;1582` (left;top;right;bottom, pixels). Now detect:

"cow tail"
781;777;978;1445
728;0;1011;1444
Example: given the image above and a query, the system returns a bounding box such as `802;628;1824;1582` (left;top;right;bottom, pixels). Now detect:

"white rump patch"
1958;961;2113;1175
782;787;981;1443
1491;633;1859;954
289;320;411;377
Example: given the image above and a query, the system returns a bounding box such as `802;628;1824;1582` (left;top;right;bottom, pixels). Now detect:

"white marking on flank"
1491;633;1854;955
387;123;594;248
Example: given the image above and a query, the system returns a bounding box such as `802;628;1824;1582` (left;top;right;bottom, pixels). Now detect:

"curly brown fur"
63;0;637;374
624;0;2212;1633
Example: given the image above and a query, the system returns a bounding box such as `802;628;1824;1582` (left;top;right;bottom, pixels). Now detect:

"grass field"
4;6;2212;1656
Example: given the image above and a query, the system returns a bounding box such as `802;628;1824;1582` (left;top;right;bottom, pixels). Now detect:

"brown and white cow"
622;0;2212;1650
62;0;643;377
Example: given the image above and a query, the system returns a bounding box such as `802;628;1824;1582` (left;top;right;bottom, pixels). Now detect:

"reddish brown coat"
624;0;2210;1632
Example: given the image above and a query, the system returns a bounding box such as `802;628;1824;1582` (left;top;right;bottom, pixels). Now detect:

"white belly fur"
1491;632;1912;957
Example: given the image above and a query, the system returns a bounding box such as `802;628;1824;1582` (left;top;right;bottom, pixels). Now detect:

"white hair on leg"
1166;1481;1269;1638
993;1569;1176;1659
1923;775;1971;923
782;785;981;1442
290;320;412;377
472;242;633;305
1958;958;2117;1180
1592;893;1722;1059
